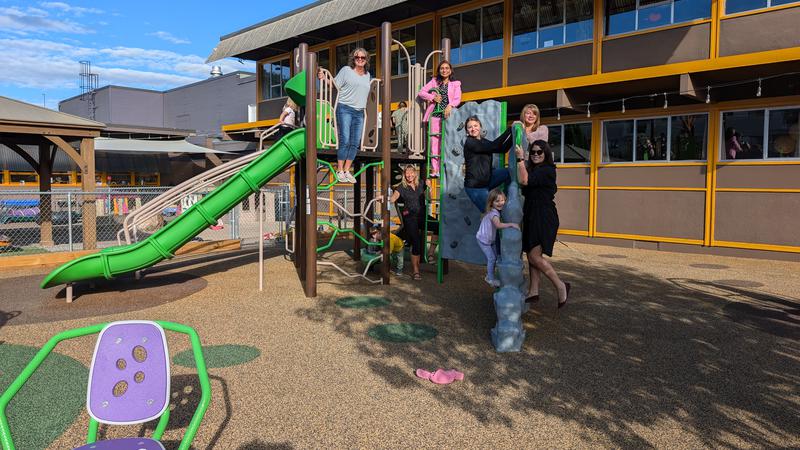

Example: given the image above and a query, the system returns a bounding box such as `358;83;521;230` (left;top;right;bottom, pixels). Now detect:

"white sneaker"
485;276;500;287
345;171;357;183
336;171;350;184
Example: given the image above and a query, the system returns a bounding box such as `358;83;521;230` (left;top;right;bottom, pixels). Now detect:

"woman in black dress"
387;165;433;280
516;140;570;308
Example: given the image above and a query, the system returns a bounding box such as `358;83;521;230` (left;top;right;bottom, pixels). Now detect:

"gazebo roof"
0;96;105;130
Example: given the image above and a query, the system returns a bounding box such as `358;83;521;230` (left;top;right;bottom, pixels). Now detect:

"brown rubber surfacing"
0;271;207;325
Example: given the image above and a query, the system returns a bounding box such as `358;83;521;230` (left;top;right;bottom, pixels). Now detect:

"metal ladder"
424;113;445;283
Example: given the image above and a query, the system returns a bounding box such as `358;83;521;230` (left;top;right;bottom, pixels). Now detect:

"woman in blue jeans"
462;115;515;211
326;48;371;183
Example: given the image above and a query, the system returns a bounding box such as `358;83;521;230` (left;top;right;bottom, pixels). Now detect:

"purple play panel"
88;321;170;425
73;437;165;450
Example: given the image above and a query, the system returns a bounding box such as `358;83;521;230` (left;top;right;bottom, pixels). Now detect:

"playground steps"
0;239;241;271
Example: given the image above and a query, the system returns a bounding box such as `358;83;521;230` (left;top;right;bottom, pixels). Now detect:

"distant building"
0;70;256;188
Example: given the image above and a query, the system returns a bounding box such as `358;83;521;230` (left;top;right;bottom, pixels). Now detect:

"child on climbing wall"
476;189;519;287
370;224;406;276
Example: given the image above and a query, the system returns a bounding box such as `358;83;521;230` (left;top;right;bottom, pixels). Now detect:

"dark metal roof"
0;95;105;129
207;0;407;63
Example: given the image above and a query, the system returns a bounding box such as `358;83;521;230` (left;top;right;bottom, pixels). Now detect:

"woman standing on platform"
324;48;371;183
417;61;461;178
385;165;432;281
516;140;570;309
520;104;548;156
462;115;515;212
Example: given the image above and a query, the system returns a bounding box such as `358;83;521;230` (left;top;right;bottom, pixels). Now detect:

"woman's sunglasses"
531;150;545;156
354;56;367;60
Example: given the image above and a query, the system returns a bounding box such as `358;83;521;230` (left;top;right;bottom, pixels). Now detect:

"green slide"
41;70;314;289
41;128;305;289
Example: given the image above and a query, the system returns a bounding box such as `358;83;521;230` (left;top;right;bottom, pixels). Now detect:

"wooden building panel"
719;6;800;56
598;165;707;188
454;60;503;92
602;23;710;73
557;167;591;186
716;164;800;190
597;190;706;239
715;192;800;247
555;189;589;231
508;44;593;86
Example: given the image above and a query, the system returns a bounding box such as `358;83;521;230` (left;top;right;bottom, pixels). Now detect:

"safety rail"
318;68;337;149
117;123;284;244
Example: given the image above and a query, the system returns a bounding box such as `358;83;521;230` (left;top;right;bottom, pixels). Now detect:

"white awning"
94;138;232;154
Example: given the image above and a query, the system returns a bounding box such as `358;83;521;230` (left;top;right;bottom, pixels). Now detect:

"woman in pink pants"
417;61;462;178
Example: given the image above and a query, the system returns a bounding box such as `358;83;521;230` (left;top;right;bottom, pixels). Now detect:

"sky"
0;0;315;109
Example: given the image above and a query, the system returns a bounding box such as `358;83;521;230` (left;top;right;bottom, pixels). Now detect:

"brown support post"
381;22;392;285
304;51;318;298
441;38;451;64
37;143;54;247
80;137;97;249
353;162;362;261
294;44;309;274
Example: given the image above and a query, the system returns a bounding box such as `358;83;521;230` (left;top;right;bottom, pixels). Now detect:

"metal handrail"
118;123;284;244
318;68;337;149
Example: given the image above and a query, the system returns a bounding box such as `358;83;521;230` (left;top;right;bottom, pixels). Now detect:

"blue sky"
0;0;314;109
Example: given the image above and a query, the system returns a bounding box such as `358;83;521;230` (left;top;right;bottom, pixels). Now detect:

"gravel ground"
1;242;798;449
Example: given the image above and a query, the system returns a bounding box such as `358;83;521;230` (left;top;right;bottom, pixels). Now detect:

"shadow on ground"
297;256;800;447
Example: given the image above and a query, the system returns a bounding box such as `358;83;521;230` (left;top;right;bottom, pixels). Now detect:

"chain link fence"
0;185;292;257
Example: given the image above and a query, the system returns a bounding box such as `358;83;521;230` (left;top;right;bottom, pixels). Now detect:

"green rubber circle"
0;344;88;450
336;296;391;309
173;344;260;368
368;323;438;343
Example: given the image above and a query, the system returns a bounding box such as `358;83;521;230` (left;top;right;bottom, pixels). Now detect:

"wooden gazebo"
0;96;104;248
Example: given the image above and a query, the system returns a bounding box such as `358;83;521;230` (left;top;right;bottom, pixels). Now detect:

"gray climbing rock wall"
440;100;504;265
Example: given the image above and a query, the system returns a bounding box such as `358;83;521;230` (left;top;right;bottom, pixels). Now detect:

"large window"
391;26;417;76
260;59;290;100
602;114;708;162
726;0;799;14
606;0;711;36
317;49;330;72
547;122;593;163
441;3;504;65
513;0;593;53
722;107;800;160
335;38;377;77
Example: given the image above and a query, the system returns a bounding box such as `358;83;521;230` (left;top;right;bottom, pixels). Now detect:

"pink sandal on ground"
415;368;464;385
415;368;433;379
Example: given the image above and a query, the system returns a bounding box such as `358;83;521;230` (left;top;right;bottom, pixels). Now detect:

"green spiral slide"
41;71;313;289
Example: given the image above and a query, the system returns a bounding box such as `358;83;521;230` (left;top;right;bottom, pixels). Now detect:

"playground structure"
0;320;210;450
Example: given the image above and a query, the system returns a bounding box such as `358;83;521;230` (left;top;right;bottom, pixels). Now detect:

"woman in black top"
516;140;570;308
388;165;432;280
462;116;515;212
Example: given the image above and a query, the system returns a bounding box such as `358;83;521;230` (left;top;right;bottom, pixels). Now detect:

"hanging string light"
586;102;591;118
621;98;626;114
706;86;711;104
557;107;561;120
663;92;668;109
757;78;762;97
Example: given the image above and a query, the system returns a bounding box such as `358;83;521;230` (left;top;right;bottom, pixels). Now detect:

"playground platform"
0;242;798;448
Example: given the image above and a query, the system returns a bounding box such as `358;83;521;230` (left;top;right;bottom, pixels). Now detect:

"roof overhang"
94;138;232;155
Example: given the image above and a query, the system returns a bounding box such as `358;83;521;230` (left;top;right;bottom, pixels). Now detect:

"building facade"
211;0;800;258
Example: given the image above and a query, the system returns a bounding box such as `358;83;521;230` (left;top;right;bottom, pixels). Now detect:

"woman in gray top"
326;48;371;183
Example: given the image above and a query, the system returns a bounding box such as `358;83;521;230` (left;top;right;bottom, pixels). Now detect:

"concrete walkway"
1;243;798;449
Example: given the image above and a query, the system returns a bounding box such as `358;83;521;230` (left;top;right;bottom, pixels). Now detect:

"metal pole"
67;192;73;251
259;191;264;291
441;38;451;64
304;51;318;297
381;22;392;285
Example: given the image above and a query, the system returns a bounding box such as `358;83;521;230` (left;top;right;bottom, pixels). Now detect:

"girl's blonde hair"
400;164;418;189
520;104;541;129
485;188;506;213
285;97;298;111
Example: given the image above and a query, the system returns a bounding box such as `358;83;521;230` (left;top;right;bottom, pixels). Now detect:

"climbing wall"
440;100;505;265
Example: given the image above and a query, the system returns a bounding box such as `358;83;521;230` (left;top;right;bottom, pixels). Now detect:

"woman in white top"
520;104;548;158
322;48;371;183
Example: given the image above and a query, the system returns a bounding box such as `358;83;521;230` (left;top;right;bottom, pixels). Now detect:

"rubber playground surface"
1;242;799;449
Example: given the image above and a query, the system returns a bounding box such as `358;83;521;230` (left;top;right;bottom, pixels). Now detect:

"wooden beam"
680;73;707;102
0;123;100;137
556;88;586;113
1;141;39;172
45;135;87;172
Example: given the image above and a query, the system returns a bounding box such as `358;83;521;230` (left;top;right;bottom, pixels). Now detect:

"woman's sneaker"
337;171;352;184
345;171;357;183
